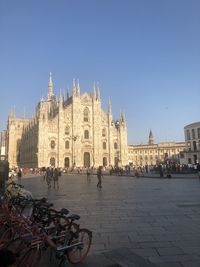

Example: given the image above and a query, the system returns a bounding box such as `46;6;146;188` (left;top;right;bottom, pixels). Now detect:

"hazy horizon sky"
0;0;200;145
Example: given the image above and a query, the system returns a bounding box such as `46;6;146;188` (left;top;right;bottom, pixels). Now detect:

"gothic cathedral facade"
7;73;128;168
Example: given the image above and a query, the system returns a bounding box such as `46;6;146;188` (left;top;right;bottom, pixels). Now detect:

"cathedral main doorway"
84;152;90;168
50;157;55;167
64;157;70;168
103;157;107;167
114;157;118;167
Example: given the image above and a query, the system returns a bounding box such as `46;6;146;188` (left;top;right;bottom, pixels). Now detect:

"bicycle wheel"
18;247;41;267
0;222;9;238
67;228;92;264
0;227;13;249
6;238;27;258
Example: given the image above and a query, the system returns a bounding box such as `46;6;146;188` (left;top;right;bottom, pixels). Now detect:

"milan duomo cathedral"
7;73;128;168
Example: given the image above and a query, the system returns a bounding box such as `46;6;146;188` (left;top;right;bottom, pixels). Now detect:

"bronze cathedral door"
84;152;90;168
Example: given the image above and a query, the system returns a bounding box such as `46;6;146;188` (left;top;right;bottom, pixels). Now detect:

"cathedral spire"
122;112;126;122
77;79;80;97
97;82;100;100
66;88;70;99
149;129;154;145
72;78;76;96
93;81;97;100
59;88;63;101
48;72;53;100
121;111;126;126
108;97;112;114
59;88;63;108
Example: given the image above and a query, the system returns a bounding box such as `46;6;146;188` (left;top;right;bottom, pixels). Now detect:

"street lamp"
72;135;79;167
111;120;120;166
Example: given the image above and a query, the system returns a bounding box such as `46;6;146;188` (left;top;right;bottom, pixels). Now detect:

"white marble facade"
7;74;128;168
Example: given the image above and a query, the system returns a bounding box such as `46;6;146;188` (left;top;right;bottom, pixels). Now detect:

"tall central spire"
48;72;53;99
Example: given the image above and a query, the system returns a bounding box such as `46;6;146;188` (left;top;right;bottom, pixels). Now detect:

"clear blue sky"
0;0;200;144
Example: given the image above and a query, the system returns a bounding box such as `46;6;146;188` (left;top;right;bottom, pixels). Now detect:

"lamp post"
72;135;79;167
111;120;120;167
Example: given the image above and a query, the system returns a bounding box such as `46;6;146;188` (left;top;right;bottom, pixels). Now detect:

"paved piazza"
21;174;200;267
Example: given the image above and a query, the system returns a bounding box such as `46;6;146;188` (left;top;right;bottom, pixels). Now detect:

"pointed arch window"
84;130;89;139
102;128;106;137
103;142;106;150
65;141;70;149
65;126;70;135
114;142;118;149
83;108;89;122
50;140;56;149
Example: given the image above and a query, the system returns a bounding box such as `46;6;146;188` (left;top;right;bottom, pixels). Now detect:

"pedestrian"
45;167;52;189
97;166;103;188
86;168;91;181
17;168;22;182
158;164;164;178
145;164;148;173
53;168;59;189
197;163;200;179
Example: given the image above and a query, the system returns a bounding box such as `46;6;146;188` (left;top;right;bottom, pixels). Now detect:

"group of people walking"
44;167;60;189
44;166;103;190
86;166;103;188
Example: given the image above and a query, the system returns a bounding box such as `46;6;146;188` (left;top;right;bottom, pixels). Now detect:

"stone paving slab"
40;248;158;267
20;174;200;266
103;248;158;267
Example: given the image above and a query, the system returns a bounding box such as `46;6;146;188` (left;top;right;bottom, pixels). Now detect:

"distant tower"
149;129;154;145
48;72;53;100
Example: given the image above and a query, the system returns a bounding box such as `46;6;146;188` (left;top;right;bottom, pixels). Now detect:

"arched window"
103;142;106;150
65;140;70;149
198;128;200;139
186;130;190;140
193;141;197;151
83;108;89;122
192;129;195;139
65;126;70;135
114;142;118;149
50;140;55;149
84;130;89;139
102;128;106;137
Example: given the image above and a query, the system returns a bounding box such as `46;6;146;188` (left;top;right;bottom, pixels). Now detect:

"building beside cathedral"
128;130;185;166
0;130;7;160
6;73;128;169
183;122;200;164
